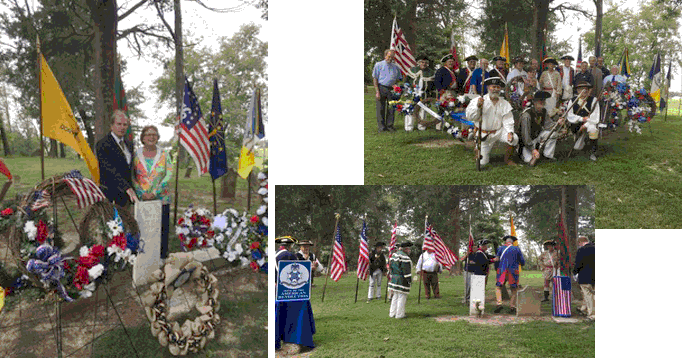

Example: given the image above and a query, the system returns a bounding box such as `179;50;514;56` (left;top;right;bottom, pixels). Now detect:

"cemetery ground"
0;156;267;357
279;270;594;358
364;90;682;229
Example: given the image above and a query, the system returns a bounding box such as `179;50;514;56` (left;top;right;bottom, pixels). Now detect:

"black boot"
541;290;550;302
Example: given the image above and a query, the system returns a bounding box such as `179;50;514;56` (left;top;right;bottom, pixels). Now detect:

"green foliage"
152;23;268;168
583;0;682;90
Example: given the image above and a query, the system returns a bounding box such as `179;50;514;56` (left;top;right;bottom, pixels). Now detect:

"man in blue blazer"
573;236;595;320
96;110;139;207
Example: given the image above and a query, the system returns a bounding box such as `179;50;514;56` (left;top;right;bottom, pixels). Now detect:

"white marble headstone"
469;274;486;316
133;200;163;285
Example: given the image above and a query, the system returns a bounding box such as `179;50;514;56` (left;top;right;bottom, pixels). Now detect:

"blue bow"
26;244;73;302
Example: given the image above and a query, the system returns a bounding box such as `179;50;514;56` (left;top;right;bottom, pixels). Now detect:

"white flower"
107;220;123;237
176;227;190;235
80;282;96;299
231;221;237;229
206;238;215;247
257;172;266;180
227;209;239;217
235;243;243;255
80;246;90;258
256;205;267;216
24;221;37;240
240;256;250;267
212;215;228;231
88;264;105;279
263;197;268;204
258;187;267;196
215;233;225;244
262;217;268;227
227;251;237;262
197;208;209;217
224;228;233;237
257;258;265;266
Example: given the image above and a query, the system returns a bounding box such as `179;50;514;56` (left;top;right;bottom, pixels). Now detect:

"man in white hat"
465;77;519;167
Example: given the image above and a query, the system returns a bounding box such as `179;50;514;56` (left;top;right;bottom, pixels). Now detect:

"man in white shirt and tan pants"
416;246;443;299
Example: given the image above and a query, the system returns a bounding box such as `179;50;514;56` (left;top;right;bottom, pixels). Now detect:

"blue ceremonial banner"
209;79;227;180
277;260;311;302
449;111;474;126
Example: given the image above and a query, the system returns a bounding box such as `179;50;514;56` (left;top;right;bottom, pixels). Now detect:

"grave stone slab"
516;285;543;316
133;200;163;285
469;274;486;316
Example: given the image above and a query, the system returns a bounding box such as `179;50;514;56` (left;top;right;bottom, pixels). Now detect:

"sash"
446;67;457;89
275;249;288;272
499;245;512;264
464;68;475;93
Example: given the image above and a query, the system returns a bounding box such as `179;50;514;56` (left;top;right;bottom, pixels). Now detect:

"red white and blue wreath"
176;206;215;251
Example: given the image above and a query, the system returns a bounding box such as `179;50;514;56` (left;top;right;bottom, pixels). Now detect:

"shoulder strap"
500;245;512;261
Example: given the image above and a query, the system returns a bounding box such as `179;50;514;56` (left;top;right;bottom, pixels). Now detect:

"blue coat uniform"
275;247;316;349
573;242;595;285
434;66;457;93
467;250;491;275
495;245;525;288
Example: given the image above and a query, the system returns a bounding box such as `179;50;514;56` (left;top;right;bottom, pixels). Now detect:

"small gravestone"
133;200;163;285
515;285;543;316
469;274;486;316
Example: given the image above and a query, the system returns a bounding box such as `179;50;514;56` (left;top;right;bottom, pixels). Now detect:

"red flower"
190;214;198;222
266;184;268;189
1;208;13;216
250;242;260;250
250;215;259;223
36;220;49;244
178;218;184;225
90;244;106;258
74;266;90;290
206;230;215;238
201;239;207;247
179;233;186;242
189;238;198;246
77;255;100;269
201;217;211;225
249;261;259;271
109;234;127;250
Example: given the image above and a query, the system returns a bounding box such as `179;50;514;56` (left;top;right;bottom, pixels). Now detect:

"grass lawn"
308;270;594;358
364;89;682;228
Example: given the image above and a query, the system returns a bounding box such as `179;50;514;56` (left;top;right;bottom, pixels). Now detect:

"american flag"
423;220;459;270
30;190;51;211
467;223;475;254
450;32;460;71
553;276;572;317
63;170;106;209
357;220;370;280
388;220;397;259
390;17;416;77
330;223;346;282
179;77;209;176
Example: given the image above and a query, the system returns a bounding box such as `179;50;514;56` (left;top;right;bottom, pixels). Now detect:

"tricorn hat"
575;80;593;88
543;240;557;246
400;241;413;248
533;91;552;101
502;235;517;243
560;55;575;61
513;56;526;64
417;55;430;62
375;241;386;247
483;77;505;87
441;54;455;63
479;239;491;246
275;236;297;245
465;55;478;62
492;55;507;62
543;57;559;66
298;240;314;246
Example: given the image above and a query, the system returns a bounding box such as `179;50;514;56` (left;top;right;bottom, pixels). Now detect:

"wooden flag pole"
663;59;672;122
246;171;252;212
37;35;44;181
172;125;181;224
418;215;425;304
212;177;217;215
385;217;396;303
321;213;341;303
354;213;365;303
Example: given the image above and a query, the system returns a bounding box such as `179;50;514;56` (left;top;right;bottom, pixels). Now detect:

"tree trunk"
594;0;603;57
59;142;65;158
531;0;539;62
175;0;184;131
403;1;418;57
536;0;550;62
88;0;117;147
0;113;10;156
49;139;58;157
78;109;95;150
221;168;238;198
561;186;582;301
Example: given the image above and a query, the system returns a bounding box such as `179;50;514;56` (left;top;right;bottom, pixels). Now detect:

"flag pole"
247;171;252;212
321;213;341;303
354;213;366;304
37;35;44;181
385;218;395;303
664;59;672;122
172;123;181;224
212;177;217;214
418;215;425;305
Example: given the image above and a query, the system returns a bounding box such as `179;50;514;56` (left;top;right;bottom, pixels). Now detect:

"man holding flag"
388;241;413;319
367;241;387;302
415;243;442;300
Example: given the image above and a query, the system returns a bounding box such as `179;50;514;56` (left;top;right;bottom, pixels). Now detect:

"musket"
537;90;584;153
476;71;486;171
566;90;599;159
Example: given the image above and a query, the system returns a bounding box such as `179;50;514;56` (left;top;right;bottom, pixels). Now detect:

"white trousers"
572;124;598;150
521;130;557;163
480;130;519;166
389;292;408;318
368;268;383;299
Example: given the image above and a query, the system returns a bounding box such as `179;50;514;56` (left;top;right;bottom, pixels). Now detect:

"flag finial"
335;213;340;219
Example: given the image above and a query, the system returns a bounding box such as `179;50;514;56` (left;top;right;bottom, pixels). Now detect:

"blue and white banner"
277;260;311;302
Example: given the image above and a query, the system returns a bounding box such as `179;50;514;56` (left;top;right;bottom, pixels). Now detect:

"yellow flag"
0;286;4;313
238;146;255;179
40;54;99;184
500;23;510;65
238;88;264;179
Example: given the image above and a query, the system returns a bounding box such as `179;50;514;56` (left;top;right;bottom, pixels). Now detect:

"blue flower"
126;233;141;253
252;249;262;260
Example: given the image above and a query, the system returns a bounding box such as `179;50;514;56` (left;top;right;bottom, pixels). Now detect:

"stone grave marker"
515;285;543;316
133;200;163;285
469;274;486;316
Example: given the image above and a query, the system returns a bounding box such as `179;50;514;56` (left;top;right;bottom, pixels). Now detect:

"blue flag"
209;79;227;180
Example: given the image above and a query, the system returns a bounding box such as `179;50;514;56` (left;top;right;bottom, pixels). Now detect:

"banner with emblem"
277;260;311;302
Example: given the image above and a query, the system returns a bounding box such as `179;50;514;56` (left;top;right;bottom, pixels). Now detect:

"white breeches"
368;269;383;299
522;130;557;162
480;130;519;166
573;123;599;150
389;292;408;318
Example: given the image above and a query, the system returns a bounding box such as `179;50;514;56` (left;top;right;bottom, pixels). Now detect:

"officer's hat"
543;240;557;246
576;80;592;89
375;241;386;247
560;55;575;61
483;77;505;87
502;235;517;243
492;55;507;62
400;241;413;248
533;91;552;101
298;240;314;246
478;239;491;246
417;55;430;62
275;236;297;245
513;56;526;64
465;55;479;62
441;54;455;63
543;57;559;66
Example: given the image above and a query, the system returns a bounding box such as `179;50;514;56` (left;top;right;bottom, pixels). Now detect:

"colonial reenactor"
492;235;525;314
564;81;600;161
367;241;387;302
465;77;519;167
467;240;493;290
434;54;458;100
538;57;562;117
388;241;413;319
296;240;322;286
416;245;442;299
490;56;508;84
457;55;479;95
410;55;436;98
275;236;298;283
519;91;562;166
507;56;528;97
471;58;490;95
539;239;559;302
558;55;575;102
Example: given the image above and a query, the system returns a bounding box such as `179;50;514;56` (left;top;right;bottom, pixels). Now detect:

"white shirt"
561;66;573;88
465;93;515;134
416;251;441;273
111;132;131;164
506;68;527;83
567;97;600;125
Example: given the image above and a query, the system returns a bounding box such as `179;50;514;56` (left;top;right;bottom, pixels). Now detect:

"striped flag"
467;223;474;255
618;47;630;78
63;170;106;209
552;275;572;317
450;32;460;71
390;17;416;76
179;77;210;176
330;223;346;282
30;190;51;211
423;220;458;270
357;220;370;280
388;220;397;258
0;158;12;180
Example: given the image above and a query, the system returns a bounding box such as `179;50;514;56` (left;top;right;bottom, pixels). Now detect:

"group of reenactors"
373;49;618;166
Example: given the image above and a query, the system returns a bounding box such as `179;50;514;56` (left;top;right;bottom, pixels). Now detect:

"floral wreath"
176;207;215;251
211;171;268;273
143;253;220;356
389;83;421;115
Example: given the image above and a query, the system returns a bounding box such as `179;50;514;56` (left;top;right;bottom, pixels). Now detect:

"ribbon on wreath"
26;244;74;302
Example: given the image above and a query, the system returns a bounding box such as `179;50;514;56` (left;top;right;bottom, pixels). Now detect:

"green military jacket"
388;250;413;294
